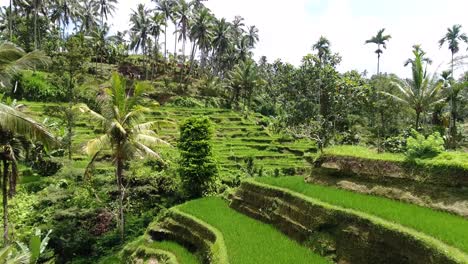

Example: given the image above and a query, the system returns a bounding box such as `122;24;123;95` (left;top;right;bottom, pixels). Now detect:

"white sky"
2;0;468;78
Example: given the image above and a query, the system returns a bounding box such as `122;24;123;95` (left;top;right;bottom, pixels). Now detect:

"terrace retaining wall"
230;180;467;264
315;155;468;188
146;209;229;264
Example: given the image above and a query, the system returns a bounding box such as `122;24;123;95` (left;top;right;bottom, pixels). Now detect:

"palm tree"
0;42;53;243
439;24;468;76
78;0;98;34
383;46;444;129
312;36;331;65
229;59;260;108
129;4;150;54
212;18;231;67
246;25;259;48
188;7;213;74
365;28;391;75
176;0;191;62
30;0;46;49
149;12;165;78
95;0;117;26
439;24;468;147
80;73;169;242
154;0;175;60
50;0;79;39
171;1;180;59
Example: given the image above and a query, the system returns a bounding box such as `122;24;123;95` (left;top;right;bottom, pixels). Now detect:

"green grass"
146;241;199;264
323;145;404;161
323;145;468;170
21;101;316;179
178;197;330;264
256;177;468;253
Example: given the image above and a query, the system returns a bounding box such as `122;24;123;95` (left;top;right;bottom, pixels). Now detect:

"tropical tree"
154;0;175;60
176;0;191;61
439;24;468;146
439;24;468;76
188;7;213;73
0;42;53;243
77;0;99;34
383;46;444;128
129;4;150;55
229;59;260;108
80;73;169;242
365;28;391;75
49;0;79;39
246;25;259;48
312;36;331;65
95;0;118;26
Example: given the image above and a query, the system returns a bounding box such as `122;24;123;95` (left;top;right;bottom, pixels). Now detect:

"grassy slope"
146;241;199;264
21;102;316;178
324;145;468;169
256;177;468;253
178;197;330;264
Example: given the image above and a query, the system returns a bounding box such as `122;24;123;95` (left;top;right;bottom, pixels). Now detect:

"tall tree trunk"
115;154;125;242
188;42;197;77
174;29;178;60
182;37;186;63
416;111;421;130
2;160;9;244
34;8;38;49
9;0;12;41
164;23;167;60
377;53;380;75
68;71;74;160
8;160;17;198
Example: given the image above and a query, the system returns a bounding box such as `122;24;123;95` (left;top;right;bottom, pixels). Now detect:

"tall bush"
178;117;218;198
405;130;444;159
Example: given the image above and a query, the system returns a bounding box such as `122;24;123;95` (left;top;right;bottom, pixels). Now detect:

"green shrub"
13;71;66;102
168;96;204;108
178;116;218;198
406;130;444;160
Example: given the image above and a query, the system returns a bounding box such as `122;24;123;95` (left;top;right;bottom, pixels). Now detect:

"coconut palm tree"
383;46;444;129
0;42;53;243
176;0;191;62
77;0;98;34
79;73;169;242
129;4;150;55
246;25;259;48
365;28;391;75
439;24;468;147
171;1;180;59
188;7;213;74
49;0;79;39
154;0;175;60
229;59;260;108
312;36;331;65
95;0;117;26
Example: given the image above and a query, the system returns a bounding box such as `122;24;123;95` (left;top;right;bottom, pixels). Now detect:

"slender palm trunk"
9;0;12;41
115;154;125;242
174;29;178;60
416;111;421;130
377;54;380;75
164;23;167;60
188;42;197;76
34;8;38;49
8;160;17;198
182;37;186;62
449;51;457;148
2;160;9;244
68;70;74;160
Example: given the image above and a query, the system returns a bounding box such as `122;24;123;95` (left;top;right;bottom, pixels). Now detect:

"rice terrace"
0;0;467;263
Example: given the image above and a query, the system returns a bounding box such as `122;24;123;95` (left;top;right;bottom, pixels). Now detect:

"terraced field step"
177;197;330;264
245;177;468;263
